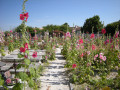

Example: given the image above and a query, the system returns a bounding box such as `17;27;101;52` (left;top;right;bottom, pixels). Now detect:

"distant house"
70;25;81;35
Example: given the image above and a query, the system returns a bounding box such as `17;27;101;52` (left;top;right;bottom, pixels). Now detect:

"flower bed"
62;31;120;89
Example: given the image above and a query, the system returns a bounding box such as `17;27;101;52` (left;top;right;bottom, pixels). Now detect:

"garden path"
40;48;69;90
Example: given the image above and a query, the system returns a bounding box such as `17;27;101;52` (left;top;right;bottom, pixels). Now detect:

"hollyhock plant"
24;55;28;58
20;47;26;53
20;14;24;20
65;32;71;38
92;45;96;50
87;62;91;67
24;43;29;50
102;56;106;61
80;53;84;57
87;51;90;55
20;12;29;21
24;12;29;21
101;29;106;34
79;39;83;44
45;56;47;60
115;31;119;38
90;33;95;39
10;30;13;33
72;64;77;68
32;51;37;58
6;78;11;84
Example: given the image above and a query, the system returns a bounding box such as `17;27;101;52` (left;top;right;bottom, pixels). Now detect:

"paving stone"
40;48;69;90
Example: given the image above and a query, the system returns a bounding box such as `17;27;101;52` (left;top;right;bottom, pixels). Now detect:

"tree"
59;23;71;32
105;21;120;36
82;15;103;33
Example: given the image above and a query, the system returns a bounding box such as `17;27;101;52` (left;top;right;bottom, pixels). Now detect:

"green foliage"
82;15;103;33
42;23;71;35
0;74;4;86
27;78;34;88
105;20;120;36
0;47;5;56
16;72;28;81
13;83;23;90
24;59;31;65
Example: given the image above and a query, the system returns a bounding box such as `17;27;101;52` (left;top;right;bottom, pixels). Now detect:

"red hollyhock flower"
79;39;83;44
90;33;95;38
24;43;28;50
101;29;106;34
32;51;37;58
92;45;96;50
24;55;28;58
72;64;77;68
20;12;29;21
80;53;84;57
24;12;29;21
20;47;26;52
20;14;24;20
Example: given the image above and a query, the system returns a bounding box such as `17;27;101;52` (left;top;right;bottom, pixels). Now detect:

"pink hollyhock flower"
87;62;91;67
95;54;98;57
106;39;109;43
79;39;83;44
81;46;84;49
115;31;119;38
34;30;37;32
32;51;37;58
24;43;28;50
110;38;112;43
92;45;96;50
6;78;11;84
20;14;24;20
115;45;119;50
65;32;71;38
94;54;98;61
80;53;84;57
101;29;106;34
87;51;90;55
72;64;77;68
76;44;80;49
7;33;10;36
45;56;47;60
20;47;26;53
99;55;103;60
102;56;106;61
10;30;12;33
99;53;104;56
118;53;120;60
94;57;96;61
90;33;95;39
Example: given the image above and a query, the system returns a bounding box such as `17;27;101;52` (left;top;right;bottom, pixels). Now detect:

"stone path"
40;48;69;90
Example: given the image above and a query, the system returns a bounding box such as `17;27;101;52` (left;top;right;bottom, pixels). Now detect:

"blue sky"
0;0;120;31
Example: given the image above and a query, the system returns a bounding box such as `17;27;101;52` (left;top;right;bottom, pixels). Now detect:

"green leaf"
118;69;120;76
16;64;22;69
29;67;35;77
25;50;29;55
0;75;4;86
24;59;31;65
16;72;28;81
28;78;34;88
13;83;23;90
18;53;24;58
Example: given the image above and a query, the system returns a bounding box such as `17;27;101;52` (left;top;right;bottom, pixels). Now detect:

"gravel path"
40;48;69;90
